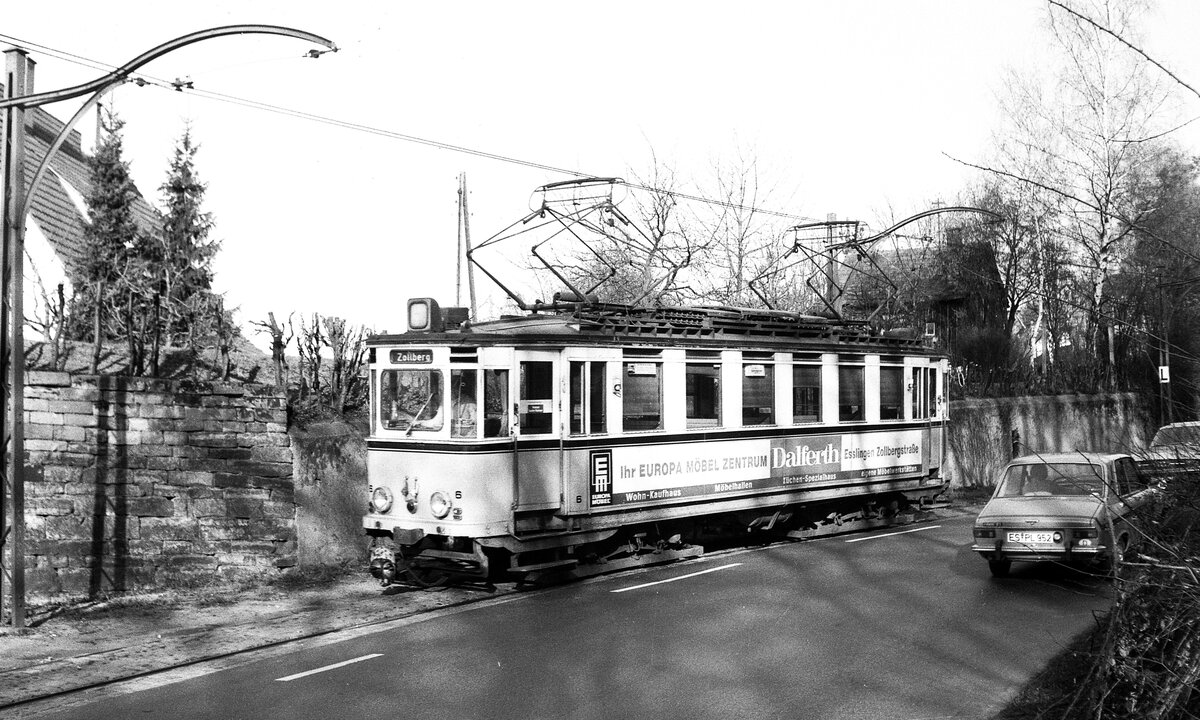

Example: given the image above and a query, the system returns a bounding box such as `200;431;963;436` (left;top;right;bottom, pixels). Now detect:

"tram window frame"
380;369;444;432
927;367;938;418
742;363;775;425
879;365;904;421
910;367;925;419
686;363;722;429
792;364;822;424
519;361;555;435
838;365;866;422
911;366;937;420
570;361;609;436
450;369;478;438
622;361;663;432
483;369;510;437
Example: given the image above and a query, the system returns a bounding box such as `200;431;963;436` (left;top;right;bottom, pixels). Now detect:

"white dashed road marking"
844;525;942;543
275;653;384;682
610;563;742;593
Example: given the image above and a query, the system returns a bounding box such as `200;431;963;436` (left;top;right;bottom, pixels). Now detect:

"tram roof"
368;303;939;354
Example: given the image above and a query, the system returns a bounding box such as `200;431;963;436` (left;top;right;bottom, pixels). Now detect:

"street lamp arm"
0;24;336;110
858;206;1003;247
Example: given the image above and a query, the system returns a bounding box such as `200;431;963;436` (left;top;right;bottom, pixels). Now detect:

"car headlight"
370;486;394;513
429;491;452;519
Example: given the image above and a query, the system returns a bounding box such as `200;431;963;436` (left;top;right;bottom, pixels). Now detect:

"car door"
1111;456;1151;532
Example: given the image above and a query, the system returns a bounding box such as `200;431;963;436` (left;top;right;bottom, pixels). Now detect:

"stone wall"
945;393;1151;488
21;372;295;600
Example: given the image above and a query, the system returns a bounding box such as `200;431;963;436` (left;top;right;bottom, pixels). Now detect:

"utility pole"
1;47;33;629
457;172;476;318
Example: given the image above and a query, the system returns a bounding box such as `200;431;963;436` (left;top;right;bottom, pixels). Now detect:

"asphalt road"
28;515;1112;720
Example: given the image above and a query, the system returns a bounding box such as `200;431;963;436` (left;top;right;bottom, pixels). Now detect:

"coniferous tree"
158;126;218;346
70;108;140;373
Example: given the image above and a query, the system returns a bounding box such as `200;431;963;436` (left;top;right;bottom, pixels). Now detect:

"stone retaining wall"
945;393;1150;488
21;372;295;600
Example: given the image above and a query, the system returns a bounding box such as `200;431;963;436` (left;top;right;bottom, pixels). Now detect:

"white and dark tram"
364;296;949;586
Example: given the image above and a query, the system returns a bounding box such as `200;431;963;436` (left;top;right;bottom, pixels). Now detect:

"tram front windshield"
381;369;444;432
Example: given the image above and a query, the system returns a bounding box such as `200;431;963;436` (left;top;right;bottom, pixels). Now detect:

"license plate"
1007;531;1056;545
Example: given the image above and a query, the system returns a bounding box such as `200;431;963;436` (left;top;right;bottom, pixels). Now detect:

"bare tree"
692;146;794;309
251;312;294;387
994;0;1173;386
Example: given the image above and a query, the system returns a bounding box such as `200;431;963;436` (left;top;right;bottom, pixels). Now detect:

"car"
1140;421;1200;482
971;452;1157;578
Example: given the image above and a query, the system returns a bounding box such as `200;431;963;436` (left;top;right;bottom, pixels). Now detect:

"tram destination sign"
390;349;434;364
590;430;926;507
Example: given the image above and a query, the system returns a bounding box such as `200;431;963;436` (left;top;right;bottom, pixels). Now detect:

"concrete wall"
21;372;295;600
290;421;369;566
945;393;1150;488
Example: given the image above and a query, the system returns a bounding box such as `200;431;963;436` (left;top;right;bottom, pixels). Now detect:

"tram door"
515;352;561;510
911;365;937;473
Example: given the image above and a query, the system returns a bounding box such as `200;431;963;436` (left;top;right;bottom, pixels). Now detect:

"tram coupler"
369;544;398;586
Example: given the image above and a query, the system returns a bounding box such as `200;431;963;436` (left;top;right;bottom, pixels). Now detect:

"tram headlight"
429;491;452;519
370;486;394;514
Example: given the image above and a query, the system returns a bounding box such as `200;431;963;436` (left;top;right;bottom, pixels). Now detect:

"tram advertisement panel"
589;430;924;507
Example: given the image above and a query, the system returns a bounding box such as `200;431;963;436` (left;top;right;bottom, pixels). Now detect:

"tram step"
509;558;580;575
786;516;893;541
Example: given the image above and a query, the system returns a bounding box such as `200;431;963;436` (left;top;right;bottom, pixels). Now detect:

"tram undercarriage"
367;489;943;589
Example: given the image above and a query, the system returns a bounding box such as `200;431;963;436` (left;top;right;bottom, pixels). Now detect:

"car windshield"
996;462;1104;498
1151;426;1200;447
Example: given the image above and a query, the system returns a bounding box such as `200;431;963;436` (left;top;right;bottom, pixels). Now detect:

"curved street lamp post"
0;26;336;628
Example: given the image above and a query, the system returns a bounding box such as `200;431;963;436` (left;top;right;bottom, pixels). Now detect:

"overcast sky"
5;1;1200;346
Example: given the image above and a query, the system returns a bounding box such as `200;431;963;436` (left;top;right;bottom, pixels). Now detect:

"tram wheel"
405;565;450;588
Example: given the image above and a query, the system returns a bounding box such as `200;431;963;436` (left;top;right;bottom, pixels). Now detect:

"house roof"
20;105;163;280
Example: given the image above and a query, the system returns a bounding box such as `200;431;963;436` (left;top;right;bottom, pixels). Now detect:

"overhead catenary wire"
7;34;1197;378
0;32;818;224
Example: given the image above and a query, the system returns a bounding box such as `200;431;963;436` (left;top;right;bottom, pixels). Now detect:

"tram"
364;296;949;586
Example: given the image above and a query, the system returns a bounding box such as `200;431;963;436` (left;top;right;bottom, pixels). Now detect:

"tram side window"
742;364;775;425
838;366;865;422
450;369;478;438
570;361;610;435
520;362;554;434
911;367;936;419
589;362;606;433
880;366;903;420
484;369;509;437
623;362;663;432
926;368;937;418
793;365;821;423
381;369;444;432
686;363;721;428
910;367;925;419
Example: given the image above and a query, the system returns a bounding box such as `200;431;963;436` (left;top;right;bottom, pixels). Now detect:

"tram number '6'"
455;491;463;500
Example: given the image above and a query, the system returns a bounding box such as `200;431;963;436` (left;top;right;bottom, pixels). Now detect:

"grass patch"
994;624;1104;719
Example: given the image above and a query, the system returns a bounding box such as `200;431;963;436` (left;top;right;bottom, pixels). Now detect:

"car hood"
976;496;1103;525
